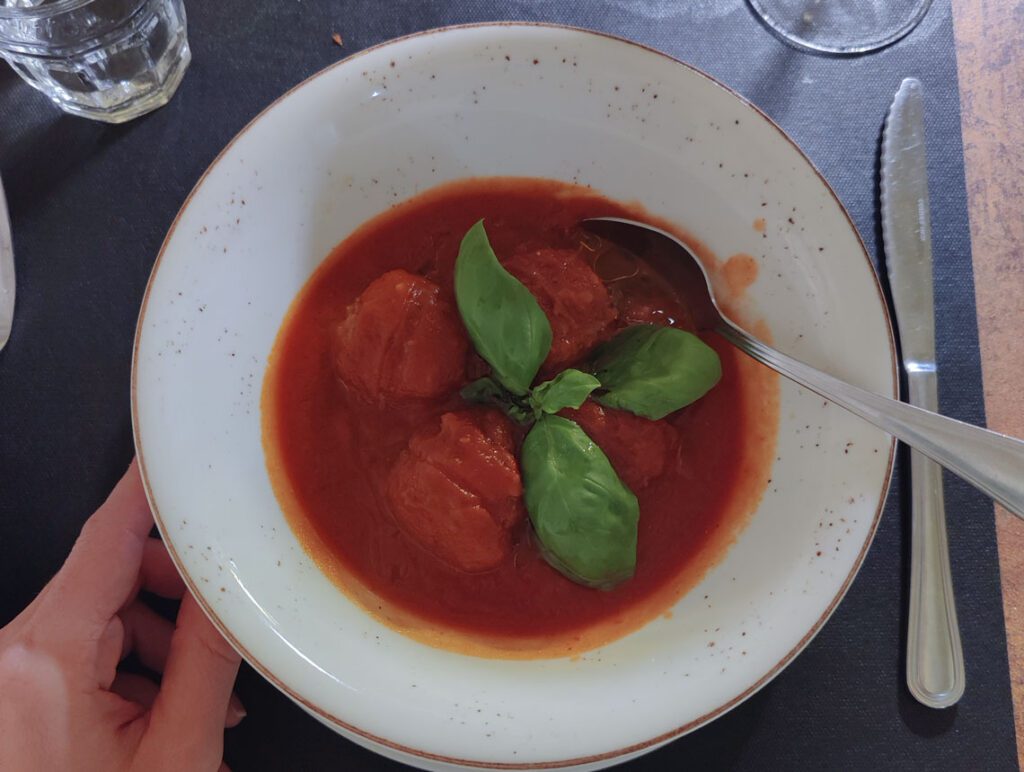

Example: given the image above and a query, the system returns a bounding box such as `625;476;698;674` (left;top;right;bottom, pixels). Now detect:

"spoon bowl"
586;216;1024;521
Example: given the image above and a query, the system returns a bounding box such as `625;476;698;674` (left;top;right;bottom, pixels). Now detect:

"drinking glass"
0;0;190;123
747;0;934;55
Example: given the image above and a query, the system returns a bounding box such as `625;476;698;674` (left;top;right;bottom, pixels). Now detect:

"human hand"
0;461;244;771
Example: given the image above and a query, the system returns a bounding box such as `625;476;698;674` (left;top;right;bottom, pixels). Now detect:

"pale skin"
0;461;245;771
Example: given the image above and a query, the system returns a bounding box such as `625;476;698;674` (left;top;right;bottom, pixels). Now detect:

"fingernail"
226;693;247;726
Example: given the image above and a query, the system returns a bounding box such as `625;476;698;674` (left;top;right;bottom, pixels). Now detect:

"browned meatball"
563;400;677;490
334;269;468;401
386;409;524;572
503;248;617;370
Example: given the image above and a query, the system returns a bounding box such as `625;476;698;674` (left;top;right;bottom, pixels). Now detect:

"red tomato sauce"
263;178;778;657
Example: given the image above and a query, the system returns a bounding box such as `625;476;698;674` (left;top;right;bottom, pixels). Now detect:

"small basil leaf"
521;414;639;589
460;376;533;425
460;376;506;405
592;324;722;420
454;221;552;395
502;404;533;425
530;369;601;417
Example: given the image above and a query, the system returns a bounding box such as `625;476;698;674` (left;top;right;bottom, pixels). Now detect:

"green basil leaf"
460;376;507;405
454;221;552;395
592;324;722;420
521;414;639;589
460;376;533;424
530;369;601;417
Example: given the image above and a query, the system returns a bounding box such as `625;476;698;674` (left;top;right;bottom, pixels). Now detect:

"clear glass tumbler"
0;0;190;123
747;0;933;55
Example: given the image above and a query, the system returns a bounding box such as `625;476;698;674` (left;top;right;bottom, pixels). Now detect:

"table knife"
882;77;965;709
0;173;13;351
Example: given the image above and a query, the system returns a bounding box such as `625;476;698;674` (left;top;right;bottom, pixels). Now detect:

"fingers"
141;539;186;599
104;601;246;727
96;600;174;689
95;615;125;689
120;601;175;674
123;602;246;726
46;460;153;639
224;693;247;729
144;594;242;768
111;672;160;711
112;673;241;730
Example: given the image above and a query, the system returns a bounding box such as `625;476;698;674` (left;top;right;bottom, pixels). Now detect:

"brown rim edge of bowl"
131;20;899;771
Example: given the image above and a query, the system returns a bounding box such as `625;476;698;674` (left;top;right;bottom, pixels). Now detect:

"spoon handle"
718;324;1024;520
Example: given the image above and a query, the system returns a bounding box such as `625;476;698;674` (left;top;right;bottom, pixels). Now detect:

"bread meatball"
563;400;676;490
386;409;524;572
334;269;468;401
503;248;617;370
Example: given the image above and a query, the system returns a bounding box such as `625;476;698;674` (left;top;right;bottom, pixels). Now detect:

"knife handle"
907;450;965;707
719;324;1024;520
905;373;964;708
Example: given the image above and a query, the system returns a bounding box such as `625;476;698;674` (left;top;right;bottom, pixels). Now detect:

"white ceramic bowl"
133;24;896;771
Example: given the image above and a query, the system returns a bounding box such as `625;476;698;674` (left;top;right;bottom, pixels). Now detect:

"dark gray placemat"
0;1;1015;768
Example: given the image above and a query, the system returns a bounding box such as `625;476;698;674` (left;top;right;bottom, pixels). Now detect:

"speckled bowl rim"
131;22;898;770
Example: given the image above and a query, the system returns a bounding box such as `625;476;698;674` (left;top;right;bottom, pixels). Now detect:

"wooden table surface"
951;0;1024;762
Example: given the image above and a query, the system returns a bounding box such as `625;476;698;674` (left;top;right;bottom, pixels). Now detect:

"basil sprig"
464;369;599;422
521;415;639;588
592;324;721;420
530;369;600;417
452;222;721;589
454;221;552;395
460;376;532;424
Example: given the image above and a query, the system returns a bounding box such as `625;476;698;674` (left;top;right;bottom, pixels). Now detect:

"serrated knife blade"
882;77;936;372
881;77;964;710
0;173;12;351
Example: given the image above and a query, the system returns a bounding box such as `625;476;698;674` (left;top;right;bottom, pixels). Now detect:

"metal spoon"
584;217;1024;520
